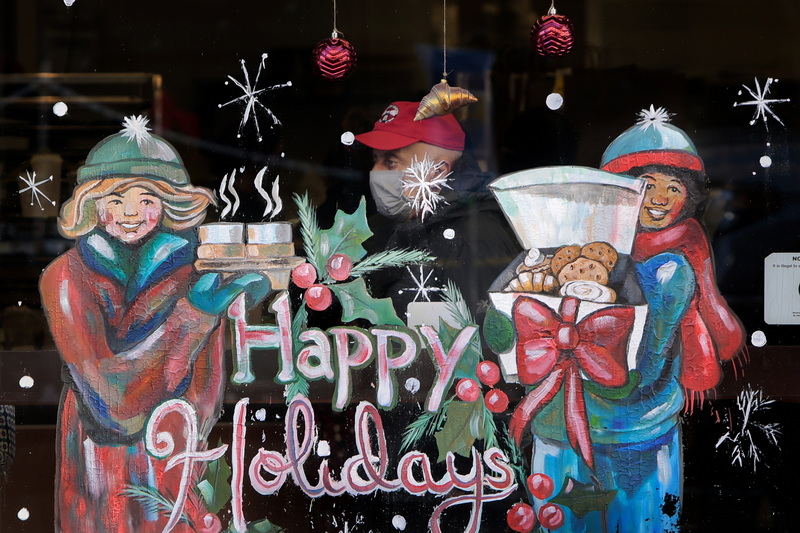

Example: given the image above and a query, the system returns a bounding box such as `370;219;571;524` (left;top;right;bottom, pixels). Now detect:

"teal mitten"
188;272;272;315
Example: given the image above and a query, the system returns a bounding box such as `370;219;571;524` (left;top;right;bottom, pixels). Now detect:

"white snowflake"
636;105;673;132
400;266;446;302
17;171;56;210
402;154;452;221
715;386;781;472
218;53;292;142
120;115;152;146
733;77;790;131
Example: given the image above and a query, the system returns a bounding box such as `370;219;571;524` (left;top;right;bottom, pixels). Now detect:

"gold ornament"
414;80;478;121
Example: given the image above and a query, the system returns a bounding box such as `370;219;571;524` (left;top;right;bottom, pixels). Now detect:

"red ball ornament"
506;502;537;532
326;253;353;281
531;8;574;57
476;360;501;387
305;284;333;311
538;503;565;529
456;378;481;403
484;388;509;413
312;32;357;80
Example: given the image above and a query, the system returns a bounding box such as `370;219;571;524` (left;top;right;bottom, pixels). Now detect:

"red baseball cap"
355;101;465;151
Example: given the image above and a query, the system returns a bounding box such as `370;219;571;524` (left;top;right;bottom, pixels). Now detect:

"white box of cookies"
488;166;649;383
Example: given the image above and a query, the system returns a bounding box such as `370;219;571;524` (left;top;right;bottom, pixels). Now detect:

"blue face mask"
369;170;412;220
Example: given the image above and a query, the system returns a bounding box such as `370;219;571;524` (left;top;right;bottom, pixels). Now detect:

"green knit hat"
77;115;189;185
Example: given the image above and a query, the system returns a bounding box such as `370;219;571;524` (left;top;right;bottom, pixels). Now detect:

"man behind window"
355;101;519;320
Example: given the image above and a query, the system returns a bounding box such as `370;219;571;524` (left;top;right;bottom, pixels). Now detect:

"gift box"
488;166;648;383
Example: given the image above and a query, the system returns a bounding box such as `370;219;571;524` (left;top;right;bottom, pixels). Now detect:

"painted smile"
119;222;144;231
646;208;668;219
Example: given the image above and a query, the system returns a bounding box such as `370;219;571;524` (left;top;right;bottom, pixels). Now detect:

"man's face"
371;142;432;172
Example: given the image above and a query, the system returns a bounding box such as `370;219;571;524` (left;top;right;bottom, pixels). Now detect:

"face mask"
369;170;412;220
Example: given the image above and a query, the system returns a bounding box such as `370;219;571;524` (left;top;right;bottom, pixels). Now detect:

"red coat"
41;231;224;532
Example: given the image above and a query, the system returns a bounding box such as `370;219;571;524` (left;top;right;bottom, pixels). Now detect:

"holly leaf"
483;306;516;354
436;317;481;380
197;447;232;514
434;400;483;461
330;277;404;326
550;476;617;518
318;197;373;268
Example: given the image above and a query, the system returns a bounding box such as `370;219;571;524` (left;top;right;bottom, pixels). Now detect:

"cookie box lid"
488;166;646;255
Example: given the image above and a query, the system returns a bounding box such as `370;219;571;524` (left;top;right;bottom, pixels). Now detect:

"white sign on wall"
764;253;800;324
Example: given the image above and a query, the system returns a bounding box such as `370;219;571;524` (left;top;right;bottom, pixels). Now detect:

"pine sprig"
500;425;529;487
443;279;474;327
401;395;455;453
349;248;435;277
442;280;482;358
121;485;189;524
293;193;324;272
481;402;500;450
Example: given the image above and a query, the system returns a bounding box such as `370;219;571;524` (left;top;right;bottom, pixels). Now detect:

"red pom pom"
312;37;357;80
531;13;575;57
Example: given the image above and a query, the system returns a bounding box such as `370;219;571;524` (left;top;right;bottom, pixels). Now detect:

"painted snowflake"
401;265;446;302
733;77;790;131
219;53;292;142
17;171;56;211
402;154;452;221
715;386;781;471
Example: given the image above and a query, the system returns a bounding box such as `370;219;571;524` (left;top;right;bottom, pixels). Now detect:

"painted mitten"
188;272;271;315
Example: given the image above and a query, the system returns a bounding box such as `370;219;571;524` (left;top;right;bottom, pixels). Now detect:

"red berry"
292;263;317;288
538;503;565;530
305;284;332;311
476;360;501;387
456;378;481;402
527;473;555;500
506;502;536;532
484;388;509;413
326;253;353;281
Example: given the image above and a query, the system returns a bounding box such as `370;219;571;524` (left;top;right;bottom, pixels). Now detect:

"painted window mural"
1;1;799;532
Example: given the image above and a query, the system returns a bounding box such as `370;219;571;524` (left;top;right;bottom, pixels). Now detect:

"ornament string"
332;0;339;38
549;0;556;15
442;0;447;81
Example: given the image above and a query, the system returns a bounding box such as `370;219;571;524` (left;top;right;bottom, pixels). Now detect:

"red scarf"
633;218;744;398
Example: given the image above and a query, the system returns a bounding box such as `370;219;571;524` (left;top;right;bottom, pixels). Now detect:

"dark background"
1;1;800;531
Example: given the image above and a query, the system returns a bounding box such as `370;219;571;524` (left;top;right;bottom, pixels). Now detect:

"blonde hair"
59;178;216;239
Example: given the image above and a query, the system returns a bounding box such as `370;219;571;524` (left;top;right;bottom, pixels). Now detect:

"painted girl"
601;108;745;401
522;110;744;533
40;117;269;532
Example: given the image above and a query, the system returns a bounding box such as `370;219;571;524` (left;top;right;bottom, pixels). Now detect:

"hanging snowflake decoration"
120;115;152;145
17;171;56;210
218;53;292;142
400;265;446;302
636;105;674;132
402;154;452;221
715;386;781;472
733;77;791;131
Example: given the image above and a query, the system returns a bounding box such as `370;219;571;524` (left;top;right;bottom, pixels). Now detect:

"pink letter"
419;325;477;412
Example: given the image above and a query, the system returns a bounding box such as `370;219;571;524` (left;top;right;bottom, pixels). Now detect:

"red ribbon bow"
509;296;635;471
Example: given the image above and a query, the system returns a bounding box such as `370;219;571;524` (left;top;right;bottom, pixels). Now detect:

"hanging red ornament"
531;1;575;57
312;31;357;80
